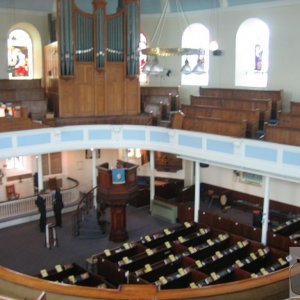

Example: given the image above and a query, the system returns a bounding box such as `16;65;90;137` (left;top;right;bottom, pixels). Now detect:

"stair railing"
72;186;98;236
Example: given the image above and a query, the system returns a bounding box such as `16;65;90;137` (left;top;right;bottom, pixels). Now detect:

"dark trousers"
39;211;46;232
54;209;62;227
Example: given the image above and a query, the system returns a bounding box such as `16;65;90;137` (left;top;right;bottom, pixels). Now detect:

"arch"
8;22;43;80
181;23;209;86
235;18;269;87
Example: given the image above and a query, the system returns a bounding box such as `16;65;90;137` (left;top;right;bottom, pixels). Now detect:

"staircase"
77;208;109;240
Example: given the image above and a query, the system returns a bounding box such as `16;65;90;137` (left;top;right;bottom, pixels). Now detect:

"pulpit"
97;161;139;242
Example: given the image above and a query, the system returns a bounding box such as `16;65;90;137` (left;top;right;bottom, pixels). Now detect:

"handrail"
72;186;97;236
0;264;290;299
0;177;80;227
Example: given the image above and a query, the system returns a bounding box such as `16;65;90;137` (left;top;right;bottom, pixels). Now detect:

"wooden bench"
264;125;300;146
0;117;49;132
191;95;272;128
290;101;300;115
181;104;260;138
142;95;172;120
182;115;247;138
199;86;282;120
278;112;300;129
0;79;48;120
141;86;180;111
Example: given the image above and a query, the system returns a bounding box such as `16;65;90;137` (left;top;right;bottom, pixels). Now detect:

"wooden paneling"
59;79;76;117
75;63;95;116
94;72;106;114
125;77;140;114
105;63;124;115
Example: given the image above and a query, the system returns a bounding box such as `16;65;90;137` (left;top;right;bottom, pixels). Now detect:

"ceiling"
0;0;290;15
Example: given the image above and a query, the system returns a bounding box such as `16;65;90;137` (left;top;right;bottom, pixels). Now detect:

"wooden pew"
264;125;300;146
191;95;272;127
142;95;172;120
290;101;300;115
199;86;282;120
181;104;260;138
141;86;180;111
182;115;247;138
278;112;300;129
0;116;49;132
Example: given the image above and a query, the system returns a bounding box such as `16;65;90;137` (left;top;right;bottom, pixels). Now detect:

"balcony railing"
0;177;80;227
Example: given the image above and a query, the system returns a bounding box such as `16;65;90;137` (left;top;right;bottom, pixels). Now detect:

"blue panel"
61;130;83;142
89;129;112;140
17;133;51;147
123;130;146;141
178;134;202;149
207;139;234;154
245;145;277;162
0;137;12;149
283;151;300;166
150;131;170;143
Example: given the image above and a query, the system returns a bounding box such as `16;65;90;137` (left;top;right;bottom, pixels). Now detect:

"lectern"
97;161;139;242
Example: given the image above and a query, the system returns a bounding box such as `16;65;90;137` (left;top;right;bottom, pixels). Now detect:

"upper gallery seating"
199;86;282;121
0;79;48;120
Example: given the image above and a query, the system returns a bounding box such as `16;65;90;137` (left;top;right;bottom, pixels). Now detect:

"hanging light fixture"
180;58;192;75
142;0;205;76
192;56;205;74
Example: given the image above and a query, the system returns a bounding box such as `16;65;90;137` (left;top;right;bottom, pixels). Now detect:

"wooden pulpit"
97;160;139;242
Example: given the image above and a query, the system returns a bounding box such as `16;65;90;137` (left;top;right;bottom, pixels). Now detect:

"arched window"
7;29;33;79
235;18;269;87
181;23;209;86
139;33;148;84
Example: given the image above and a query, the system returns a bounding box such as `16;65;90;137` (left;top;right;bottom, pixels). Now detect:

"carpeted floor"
0;201;253;277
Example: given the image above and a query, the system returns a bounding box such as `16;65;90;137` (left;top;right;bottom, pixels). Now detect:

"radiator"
151;199;178;224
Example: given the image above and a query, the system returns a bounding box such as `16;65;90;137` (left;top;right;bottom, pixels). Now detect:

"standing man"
35;191;47;232
53;188;64;227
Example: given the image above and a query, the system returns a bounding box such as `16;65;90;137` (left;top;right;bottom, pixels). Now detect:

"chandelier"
141;0;205;76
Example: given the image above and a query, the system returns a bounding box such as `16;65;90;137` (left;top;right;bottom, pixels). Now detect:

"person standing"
53;188;64;227
35;191;47;232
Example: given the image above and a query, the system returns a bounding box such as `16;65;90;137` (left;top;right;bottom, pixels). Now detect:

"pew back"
182;104;260;138
182;115;247;137
199;86;282;119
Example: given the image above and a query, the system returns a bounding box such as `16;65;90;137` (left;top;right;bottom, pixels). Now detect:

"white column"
92;149;97;208
184;160;194;186
37;154;43;192
194;161;200;223
261;176;270;245
149;150;155;211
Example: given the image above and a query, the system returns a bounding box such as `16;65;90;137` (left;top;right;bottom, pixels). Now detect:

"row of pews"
264;101;300;146
37;222;291;290
37;262;113;288
182;87;281;138
141;86;300;147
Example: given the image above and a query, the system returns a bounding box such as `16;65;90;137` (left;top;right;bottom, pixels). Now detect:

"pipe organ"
44;0;140;117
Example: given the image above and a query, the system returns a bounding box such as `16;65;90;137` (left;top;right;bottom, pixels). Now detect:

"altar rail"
0;177;80;228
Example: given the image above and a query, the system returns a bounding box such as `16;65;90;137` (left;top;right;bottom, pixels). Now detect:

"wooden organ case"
44;0;140;118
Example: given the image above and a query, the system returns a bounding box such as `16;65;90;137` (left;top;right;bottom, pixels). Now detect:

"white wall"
201;165;300;206
0;8;49;79
141;1;300;110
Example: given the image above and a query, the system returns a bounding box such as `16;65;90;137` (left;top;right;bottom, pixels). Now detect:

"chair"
6;184;20;200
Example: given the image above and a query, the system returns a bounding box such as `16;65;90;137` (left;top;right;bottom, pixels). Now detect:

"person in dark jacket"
53;188;64;227
35;191;46;232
